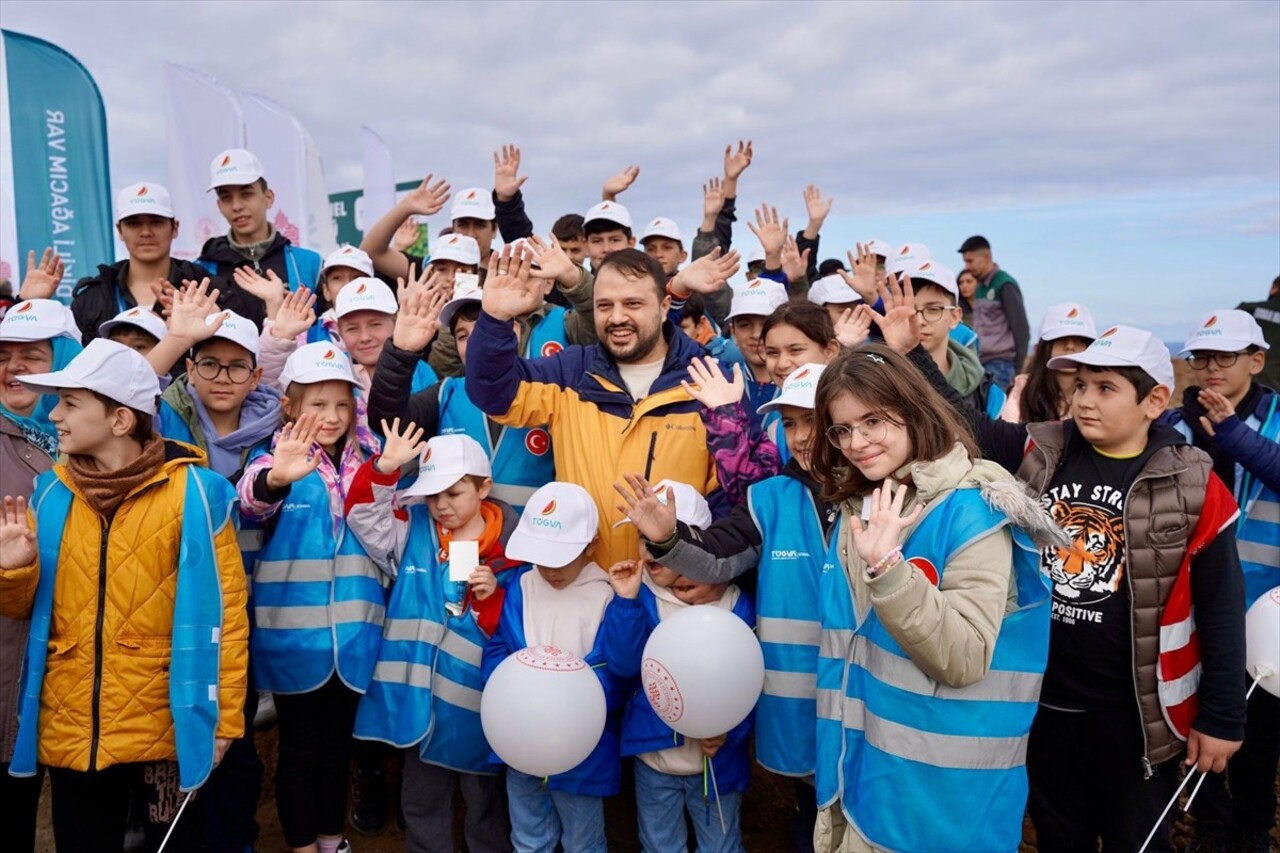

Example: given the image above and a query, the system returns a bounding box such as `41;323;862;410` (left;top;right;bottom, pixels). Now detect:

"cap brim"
1041;328;1096;343
401;469;466;498
1046;349;1170;388
757;394;812;415
206;174;263;192
16;369;88;397
504;530;588;569
440;297;482;329
1176;337;1267;356
99;319;162;339
0;327;67;343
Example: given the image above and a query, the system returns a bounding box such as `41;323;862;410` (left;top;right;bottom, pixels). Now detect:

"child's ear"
185;357;196;376
1248;350;1266;377
584;535;600;560
1142;384;1172;419
110;405;136;438
477;477;493;501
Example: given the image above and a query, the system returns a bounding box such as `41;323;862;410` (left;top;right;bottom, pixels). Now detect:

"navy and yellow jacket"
466;311;724;567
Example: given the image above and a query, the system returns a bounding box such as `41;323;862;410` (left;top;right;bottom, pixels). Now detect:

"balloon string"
707;756;726;835
1182;673;1263;813
1138;768;1195;853
157;790;194;853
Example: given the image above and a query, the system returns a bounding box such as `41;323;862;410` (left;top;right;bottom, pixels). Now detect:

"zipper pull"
1140;756;1154;779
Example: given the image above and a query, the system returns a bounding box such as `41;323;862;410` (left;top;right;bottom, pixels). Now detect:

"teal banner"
3;30;112;302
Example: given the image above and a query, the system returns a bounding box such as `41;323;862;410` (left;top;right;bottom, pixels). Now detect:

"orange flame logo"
748;279;763;289
342;247;353;254
220;155;232;167
422;447;432;463
792;367;811;381
1100;327;1118;339
15;301;33;314
899;245;910;256
464;190;477;200
540;499;557;515
1204;315;1218;328
136;185;149;197
448;236;459;244
127;308;141;316
322;349;336;360
919;262;932;271
1066;308;1079;318
355;283;367;295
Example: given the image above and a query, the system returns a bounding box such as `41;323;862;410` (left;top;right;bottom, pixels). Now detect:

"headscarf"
0;334;84;458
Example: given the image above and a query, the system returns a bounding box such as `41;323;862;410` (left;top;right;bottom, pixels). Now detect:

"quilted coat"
0;443;249;772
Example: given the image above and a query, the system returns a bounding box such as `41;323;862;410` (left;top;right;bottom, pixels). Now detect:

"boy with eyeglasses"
1168;309;1280;853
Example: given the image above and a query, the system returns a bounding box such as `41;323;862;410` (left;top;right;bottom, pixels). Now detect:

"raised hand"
396;262;446;302
803;184;833;234
0;496;36;570
391;218;421;253
780;234;810;284
606;559;643;600
614;473;679;543
841;243;881;302
265;414;324;489
525;234;578;286
834;304;873;349
151;281;178;318
493;144;528;202
403;173;452;217
868;273;920;354
670;248;741;296
233;266;286;318
702;177;725;223
1197;388;1236;437
18;248;63;299
375;418;427;474
848;482;923;569
602;165;640;201
999;374;1026;423
723;140;753;182
480;244;543;322
169;278;225;344
469;565;499;601
271;286;317;340
392;284;447;353
747;205;787;264
682;356;744;409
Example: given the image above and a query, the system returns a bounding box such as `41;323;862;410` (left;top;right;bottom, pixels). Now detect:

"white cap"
865;238;893;258
0;299;81;343
584;201;632;230
322;245;375;278
506;482;600;568
207;148;265;191
896;258;957;296
450;187;496;222
334;277;398;319
429;233;482;267
1179;309;1270;355
757;363;826;414
615;479;712;530
727;279;788;321
279;342;359;389
1047;325;1175;389
640;217;682;245
439;276;484;330
807;274;861;306
98;307;168;342
205;310;261;358
746;243;766;265
401;434;492;498
115;182;175;222
19;338;160;413
1039;303;1098;343
885;243;932;275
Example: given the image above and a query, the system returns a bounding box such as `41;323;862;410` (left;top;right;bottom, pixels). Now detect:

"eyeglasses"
193;357;253;384
915;305;956;324
1185;351;1248;370
825;416;892;449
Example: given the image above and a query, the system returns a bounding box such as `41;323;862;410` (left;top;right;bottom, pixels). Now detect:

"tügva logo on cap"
9;302;39;323
532;498;562;529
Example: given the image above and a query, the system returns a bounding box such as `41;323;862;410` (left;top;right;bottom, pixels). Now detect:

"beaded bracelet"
868;547;902;578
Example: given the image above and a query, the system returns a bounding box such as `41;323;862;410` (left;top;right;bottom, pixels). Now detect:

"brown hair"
761;299;836;349
594;248;667;301
281;380;358;440
89;391;155;444
811;342;979;503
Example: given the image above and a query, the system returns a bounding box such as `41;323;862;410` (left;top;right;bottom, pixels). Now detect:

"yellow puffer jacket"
0;443;248;772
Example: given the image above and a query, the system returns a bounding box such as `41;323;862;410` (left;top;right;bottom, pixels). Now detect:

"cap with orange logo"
207;149;265;191
115;181;176;222
1038;302;1098;343
449;187;496;222
401;433;493;498
428;233;482;268
0;299;82;343
334;277;398;319
279;341;358;388
98;306;168;343
584;200;633;230
1047;324;1175;389
506;482;600;568
1178;308;1269;356
322;245;375;278
758;362;827;415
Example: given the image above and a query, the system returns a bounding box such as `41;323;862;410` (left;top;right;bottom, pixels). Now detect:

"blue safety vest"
526;305;568;360
249;450;386;695
438;377;554;511
748;474;829;775
196;244;321;292
761;409;792;467
815;488;1050;852
355;507;523;772
15;467;235;791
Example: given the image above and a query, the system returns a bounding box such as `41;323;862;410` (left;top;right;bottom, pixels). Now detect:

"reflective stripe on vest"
747;475;828;776
1234;398;1280;608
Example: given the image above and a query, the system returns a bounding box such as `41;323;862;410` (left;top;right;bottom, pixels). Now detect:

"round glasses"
192;357;253;384
1185;351;1247;370
915;305;955;324
825;416;892;449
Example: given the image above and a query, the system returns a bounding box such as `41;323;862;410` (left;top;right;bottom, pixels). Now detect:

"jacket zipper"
88;517;112;771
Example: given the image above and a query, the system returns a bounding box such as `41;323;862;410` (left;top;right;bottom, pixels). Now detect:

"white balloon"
1245;586;1280;698
641;604;764;739
480;645;607;777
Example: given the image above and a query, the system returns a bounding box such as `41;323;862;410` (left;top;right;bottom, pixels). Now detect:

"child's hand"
376;418;426;474
17;248;63;300
747;205;787;262
601;165;640;201
1197;389;1235;436
213;737;232;767
868;273;921;355
392;283;447;353
834;304;873;349
999;374;1027;423
723;140;753;182
682;356;743;409
701;733;727;758
493;144;528;202
849;482;923;571
614;474;679;544
390;217;421;253
1186;728;1242;773
168;279;224;345
607;560;643;600
233;267;286;319
402;173;452;217
469;565;498;601
151;281;178;318
526;234;577;287
842;243;880;303
271;286;317;340
670;248;740;296
702;177;725;222
266;414;323;489
0;496;36;570
780;234;810;284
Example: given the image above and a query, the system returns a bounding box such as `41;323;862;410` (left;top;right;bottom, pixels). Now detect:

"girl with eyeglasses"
808;343;1065;853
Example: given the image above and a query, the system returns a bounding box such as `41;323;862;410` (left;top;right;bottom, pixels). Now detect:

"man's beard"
604;320;663;364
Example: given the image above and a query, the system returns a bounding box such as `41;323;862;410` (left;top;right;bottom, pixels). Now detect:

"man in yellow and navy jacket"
466;246;736;567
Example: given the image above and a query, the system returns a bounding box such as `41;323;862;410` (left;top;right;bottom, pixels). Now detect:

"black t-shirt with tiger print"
1038;441;1157;711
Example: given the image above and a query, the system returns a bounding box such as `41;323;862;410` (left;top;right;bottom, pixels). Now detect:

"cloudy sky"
3;0;1278;340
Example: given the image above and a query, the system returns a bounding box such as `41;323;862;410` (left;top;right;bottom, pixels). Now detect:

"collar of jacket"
199;230;289;265
577;321;702;407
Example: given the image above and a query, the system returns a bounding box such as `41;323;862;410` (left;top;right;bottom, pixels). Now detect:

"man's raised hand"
670;248;741;297
480;244;543;322
602;165;640;201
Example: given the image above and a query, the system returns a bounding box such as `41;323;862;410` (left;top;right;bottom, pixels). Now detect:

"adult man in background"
1236;275;1280;389
959;234;1029;390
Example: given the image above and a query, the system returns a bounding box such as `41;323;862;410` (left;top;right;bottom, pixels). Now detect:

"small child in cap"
345;424;522;853
603;479;754;853
482;481;620;853
98;305;167;355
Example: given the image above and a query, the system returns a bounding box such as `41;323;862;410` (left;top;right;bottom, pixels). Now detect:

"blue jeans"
983;357;1016;391
633;760;744;853
506;769;605;853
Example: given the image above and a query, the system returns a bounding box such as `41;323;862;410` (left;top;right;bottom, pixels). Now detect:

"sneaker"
254;692;277;729
349;766;388;835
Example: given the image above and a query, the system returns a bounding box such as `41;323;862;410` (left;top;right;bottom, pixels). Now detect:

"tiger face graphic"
1043;500;1126;603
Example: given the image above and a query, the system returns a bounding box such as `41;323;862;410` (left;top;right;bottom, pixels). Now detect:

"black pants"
201;681;264;852
401;751;511;853
791;776;818;853
1028;707;1182;852
0;762;45;853
48;761;202;853
274;674;361;848
1189;673;1280;831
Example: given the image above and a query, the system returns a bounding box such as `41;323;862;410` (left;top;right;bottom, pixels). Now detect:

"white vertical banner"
241;93;310;249
164;63;243;260
361;125;395;238
0;35;18;284
303;127;336;255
